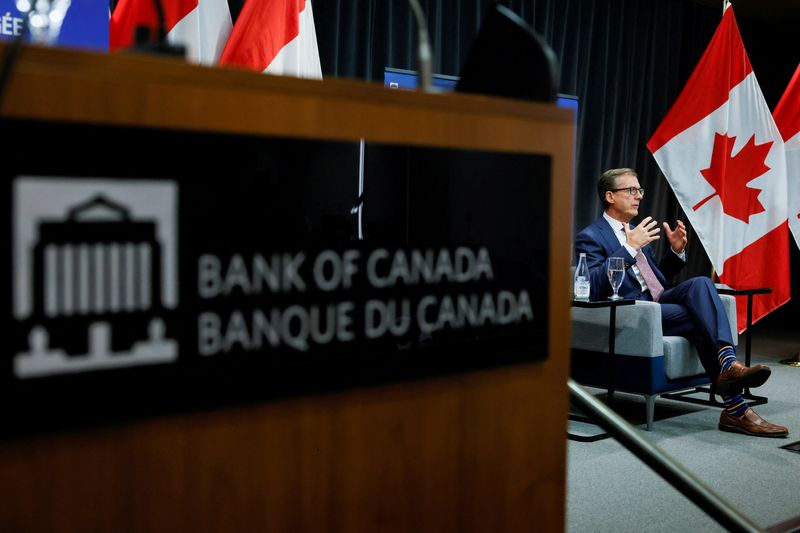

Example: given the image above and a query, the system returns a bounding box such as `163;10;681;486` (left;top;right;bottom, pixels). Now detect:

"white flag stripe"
786;132;800;151
652;72;787;274
168;0;233;65
263;1;322;79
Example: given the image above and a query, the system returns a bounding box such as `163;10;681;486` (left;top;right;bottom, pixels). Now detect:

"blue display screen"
0;0;108;51
384;67;579;121
384;68;460;92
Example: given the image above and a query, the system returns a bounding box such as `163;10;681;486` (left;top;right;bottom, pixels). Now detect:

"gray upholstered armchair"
570;293;738;430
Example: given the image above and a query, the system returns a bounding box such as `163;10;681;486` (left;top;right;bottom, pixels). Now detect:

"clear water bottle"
574;252;590;302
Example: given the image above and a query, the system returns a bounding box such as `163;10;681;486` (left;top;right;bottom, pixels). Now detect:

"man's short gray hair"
598;168;638;210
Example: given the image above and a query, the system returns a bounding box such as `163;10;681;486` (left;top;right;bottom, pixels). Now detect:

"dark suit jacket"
575;216;685;300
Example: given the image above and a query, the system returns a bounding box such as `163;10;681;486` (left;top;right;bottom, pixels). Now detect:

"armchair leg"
645;394;656;431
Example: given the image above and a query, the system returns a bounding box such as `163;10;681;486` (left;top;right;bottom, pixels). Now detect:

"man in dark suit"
575;168;788;437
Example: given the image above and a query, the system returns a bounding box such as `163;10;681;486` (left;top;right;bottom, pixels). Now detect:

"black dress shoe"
716;361;771;395
719;409;788;438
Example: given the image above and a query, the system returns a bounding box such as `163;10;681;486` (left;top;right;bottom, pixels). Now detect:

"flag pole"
716;4;725;274
713;2;726;279
711;3;724;282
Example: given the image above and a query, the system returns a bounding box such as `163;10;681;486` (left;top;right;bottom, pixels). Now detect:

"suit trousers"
646;276;735;379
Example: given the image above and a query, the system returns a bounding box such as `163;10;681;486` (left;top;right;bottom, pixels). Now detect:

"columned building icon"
15;192;177;379
32;195;163;318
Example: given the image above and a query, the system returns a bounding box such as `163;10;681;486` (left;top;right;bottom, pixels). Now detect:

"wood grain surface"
0;44;574;533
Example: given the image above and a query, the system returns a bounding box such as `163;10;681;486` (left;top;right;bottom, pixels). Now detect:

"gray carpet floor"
567;328;800;532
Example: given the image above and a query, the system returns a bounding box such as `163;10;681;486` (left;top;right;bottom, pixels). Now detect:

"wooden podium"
0;45;574;532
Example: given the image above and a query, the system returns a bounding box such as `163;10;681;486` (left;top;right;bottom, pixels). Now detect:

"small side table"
715;286;771;406
569;298;635;442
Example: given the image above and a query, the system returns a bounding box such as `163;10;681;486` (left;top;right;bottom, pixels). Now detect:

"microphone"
407;0;433;93
132;0;185;57
151;0;167;44
456;4;558;103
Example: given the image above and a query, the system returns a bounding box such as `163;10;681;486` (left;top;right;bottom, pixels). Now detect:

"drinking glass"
607;257;625;300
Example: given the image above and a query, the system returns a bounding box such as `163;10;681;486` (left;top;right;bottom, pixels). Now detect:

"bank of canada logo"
13;177;179;379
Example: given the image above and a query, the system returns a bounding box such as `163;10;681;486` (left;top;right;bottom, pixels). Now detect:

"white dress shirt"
602;212;686;293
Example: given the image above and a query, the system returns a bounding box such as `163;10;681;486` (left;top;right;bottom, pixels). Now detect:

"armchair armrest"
571;293;738;357
571;301;663;357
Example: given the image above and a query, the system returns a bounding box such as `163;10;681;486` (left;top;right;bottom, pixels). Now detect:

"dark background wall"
108;0;798;327
312;0;798;330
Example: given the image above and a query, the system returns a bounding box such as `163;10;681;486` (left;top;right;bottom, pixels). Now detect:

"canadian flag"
647;7;789;332
110;0;233;65
773;63;800;249
219;0;322;79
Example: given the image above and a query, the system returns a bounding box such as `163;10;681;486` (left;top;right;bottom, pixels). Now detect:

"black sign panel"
1;119;551;435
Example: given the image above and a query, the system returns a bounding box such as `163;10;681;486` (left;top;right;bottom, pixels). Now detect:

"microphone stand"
407;0;433;93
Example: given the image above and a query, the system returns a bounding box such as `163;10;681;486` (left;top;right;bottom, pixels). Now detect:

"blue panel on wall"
384;67;578;122
0;0;108;51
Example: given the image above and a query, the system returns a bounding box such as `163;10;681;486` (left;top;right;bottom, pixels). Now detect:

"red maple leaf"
692;133;773;223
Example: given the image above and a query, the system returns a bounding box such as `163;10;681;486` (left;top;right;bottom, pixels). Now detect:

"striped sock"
722;392;749;418
717;345;736;373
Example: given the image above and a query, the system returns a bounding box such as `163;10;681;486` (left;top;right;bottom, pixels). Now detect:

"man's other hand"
664;220;688;253
625;216;661;250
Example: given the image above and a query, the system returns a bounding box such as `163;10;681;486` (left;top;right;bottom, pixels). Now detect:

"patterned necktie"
635;250;664;302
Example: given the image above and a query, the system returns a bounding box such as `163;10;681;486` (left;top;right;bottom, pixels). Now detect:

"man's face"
606;173;642;222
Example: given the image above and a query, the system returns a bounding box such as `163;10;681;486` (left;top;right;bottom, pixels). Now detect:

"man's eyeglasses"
610;187;645;197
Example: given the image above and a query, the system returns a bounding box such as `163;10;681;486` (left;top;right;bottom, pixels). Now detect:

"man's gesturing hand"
664;219;688;254
624;216;660;250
